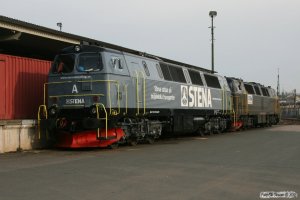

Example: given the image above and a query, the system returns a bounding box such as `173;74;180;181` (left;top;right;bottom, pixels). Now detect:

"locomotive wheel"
213;130;221;134
128;139;138;146
146;137;155;144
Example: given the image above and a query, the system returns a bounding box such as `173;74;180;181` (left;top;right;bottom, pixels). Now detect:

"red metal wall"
0;54;51;120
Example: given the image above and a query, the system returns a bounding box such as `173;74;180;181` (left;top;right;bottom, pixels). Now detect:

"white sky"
1;0;300;93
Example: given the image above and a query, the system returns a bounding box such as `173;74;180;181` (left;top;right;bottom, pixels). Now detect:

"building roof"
0;15;212;73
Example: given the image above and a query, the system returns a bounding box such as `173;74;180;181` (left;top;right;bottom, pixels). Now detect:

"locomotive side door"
105;52;130;115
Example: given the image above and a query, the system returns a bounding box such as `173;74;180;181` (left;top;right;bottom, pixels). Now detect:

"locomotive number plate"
65;98;85;104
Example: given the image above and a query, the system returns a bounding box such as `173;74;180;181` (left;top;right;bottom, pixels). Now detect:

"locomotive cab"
42;46;124;138
47;45;108;130
51;45;104;75
38;45;127;147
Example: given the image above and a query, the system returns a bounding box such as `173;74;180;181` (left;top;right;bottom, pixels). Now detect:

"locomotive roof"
225;77;273;89
60;44;213;73
245;82;270;89
59;45;104;54
225;77;244;81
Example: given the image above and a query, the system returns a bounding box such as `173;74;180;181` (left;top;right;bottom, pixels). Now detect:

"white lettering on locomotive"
65;98;85;104
72;84;79;94
181;85;212;108
151;85;175;101
247;94;253;105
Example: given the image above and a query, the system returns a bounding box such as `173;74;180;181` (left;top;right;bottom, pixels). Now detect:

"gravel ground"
279;118;300;125
0;125;299;200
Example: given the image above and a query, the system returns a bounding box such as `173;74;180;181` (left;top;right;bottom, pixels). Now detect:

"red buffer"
230;121;243;131
56;128;125;148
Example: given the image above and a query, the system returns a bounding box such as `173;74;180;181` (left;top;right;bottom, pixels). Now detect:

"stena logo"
181;86;189;107
72;84;78;94
180;85;212;108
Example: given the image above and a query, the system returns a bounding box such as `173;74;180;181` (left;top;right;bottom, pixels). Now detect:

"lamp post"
57;22;62;31
209;11;217;73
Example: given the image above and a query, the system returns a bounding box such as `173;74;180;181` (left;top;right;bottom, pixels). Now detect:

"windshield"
52;54;75;74
77;53;103;72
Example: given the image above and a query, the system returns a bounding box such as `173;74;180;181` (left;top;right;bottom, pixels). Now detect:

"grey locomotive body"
226;77;279;128
39;44;279;147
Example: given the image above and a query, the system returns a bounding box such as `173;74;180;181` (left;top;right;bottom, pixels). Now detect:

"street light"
209;11;217;73
57;22;62;31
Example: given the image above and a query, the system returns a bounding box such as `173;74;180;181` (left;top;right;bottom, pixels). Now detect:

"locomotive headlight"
90;106;97;115
49;106;57;116
74;45;81;52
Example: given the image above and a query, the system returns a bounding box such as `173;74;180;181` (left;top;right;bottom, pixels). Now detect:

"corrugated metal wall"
0;54;51;120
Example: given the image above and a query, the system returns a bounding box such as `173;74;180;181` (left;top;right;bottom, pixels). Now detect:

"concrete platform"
0;120;46;153
0;125;299;200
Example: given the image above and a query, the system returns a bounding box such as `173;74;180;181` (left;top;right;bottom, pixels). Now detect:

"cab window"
52;54;75;73
78;53;103;72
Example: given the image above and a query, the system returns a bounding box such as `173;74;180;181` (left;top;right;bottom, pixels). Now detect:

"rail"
135;71;139;115
123;84;128;115
37;105;48;139
225;90;228;114
230;96;233;114
233;109;236;126
222;86;238;116
231;95;233;113
234;94;248;116
116;83;121;115
234;95;240;116
246;93;249;114
221;86;226;114
95;103;108;139
221;85;231;115
135;70;146;115
242;92;248;115
49;93;104;98
229;96;237;127
140;71;146;115
241;94;244;115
